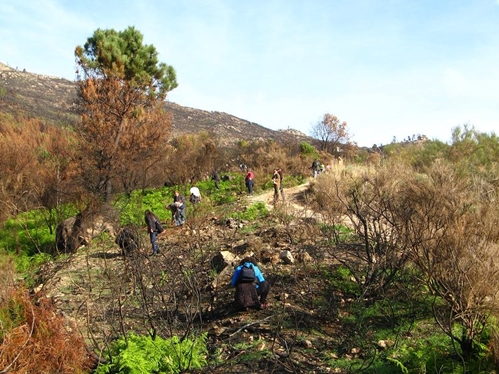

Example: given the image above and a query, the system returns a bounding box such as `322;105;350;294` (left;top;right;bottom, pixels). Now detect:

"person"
167;190;185;226
272;168;281;203
166;203;179;226
189;186;201;204
115;224;139;256
230;257;270;311
277;168;284;201
245;169;254;195
144;210;162;255
311;159;320;178
212;170;220;189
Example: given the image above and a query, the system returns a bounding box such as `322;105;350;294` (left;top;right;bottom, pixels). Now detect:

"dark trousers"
149;231;158;253
234;280;270;310
235;282;260;309
246;179;254;195
257;280;270;303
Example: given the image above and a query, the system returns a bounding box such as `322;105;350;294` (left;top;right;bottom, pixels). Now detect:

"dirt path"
246;179;321;219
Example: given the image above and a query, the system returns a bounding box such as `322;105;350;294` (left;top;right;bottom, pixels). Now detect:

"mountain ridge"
0;62;312;146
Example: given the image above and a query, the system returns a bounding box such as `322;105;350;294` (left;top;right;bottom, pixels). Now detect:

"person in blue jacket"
230;257;270;311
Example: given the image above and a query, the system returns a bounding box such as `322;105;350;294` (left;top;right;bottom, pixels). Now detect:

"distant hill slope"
0;62;312;146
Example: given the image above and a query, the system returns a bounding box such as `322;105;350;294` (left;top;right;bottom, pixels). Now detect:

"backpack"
239;263;256;283
189;194;201;204
155;219;165;234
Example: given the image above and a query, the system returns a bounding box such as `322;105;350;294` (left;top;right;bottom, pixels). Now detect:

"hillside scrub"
0;260;94;373
2;124;499;372
4;171;496;372
0;114;79;227
311;158;499;369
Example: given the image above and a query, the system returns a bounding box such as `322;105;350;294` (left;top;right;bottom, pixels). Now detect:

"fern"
95;332;208;374
386;357;409;374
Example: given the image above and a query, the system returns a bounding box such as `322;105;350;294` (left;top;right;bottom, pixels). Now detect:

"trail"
245;179;321;219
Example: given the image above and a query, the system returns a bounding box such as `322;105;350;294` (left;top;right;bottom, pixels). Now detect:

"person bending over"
230;256;270;311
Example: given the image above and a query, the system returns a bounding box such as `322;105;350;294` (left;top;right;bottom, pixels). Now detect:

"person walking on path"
144;210;163;255
272;168;281;204
277;168;284;201
245;169;255;195
311;159;320;178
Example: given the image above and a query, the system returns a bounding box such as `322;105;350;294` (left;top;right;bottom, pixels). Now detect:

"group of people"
145;208;271;311
244;167;284;202
145;166;287;255
145;206;271;310
144;189;197;255
144;167;282;310
311;159;325;177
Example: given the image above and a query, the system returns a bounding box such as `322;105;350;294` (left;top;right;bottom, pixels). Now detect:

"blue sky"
1;0;498;147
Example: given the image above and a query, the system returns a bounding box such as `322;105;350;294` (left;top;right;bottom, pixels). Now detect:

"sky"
1;0;498;147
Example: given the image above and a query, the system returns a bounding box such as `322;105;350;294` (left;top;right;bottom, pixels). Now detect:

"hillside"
35;179;346;373
0;62;311;146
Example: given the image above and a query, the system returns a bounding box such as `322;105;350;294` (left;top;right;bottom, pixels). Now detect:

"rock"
210;252;238;289
377;339;394;349
210;325;226;336
279;250;295;264
55;216;81;253
233;242;251;255
302;339;313;348
275;349;289;358
298;251;313;263
55;203;119;253
224;217;245;229
211;251;238;272
259;249;280;264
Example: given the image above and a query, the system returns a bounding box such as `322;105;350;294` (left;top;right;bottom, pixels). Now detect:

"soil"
36;180;351;374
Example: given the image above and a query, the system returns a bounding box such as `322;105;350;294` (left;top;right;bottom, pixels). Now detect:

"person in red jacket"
245;169;254;195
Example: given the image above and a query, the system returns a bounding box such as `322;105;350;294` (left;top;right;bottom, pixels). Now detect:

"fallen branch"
229;315;272;337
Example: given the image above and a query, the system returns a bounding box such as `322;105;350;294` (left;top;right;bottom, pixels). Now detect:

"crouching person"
230;257;270;311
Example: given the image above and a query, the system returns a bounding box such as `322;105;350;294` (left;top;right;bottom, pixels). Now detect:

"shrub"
95;332;208;374
0;285;94;373
299;141;317;157
228;202;268;221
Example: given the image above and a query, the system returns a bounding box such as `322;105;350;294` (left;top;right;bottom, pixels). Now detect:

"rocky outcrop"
54;203;119;254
